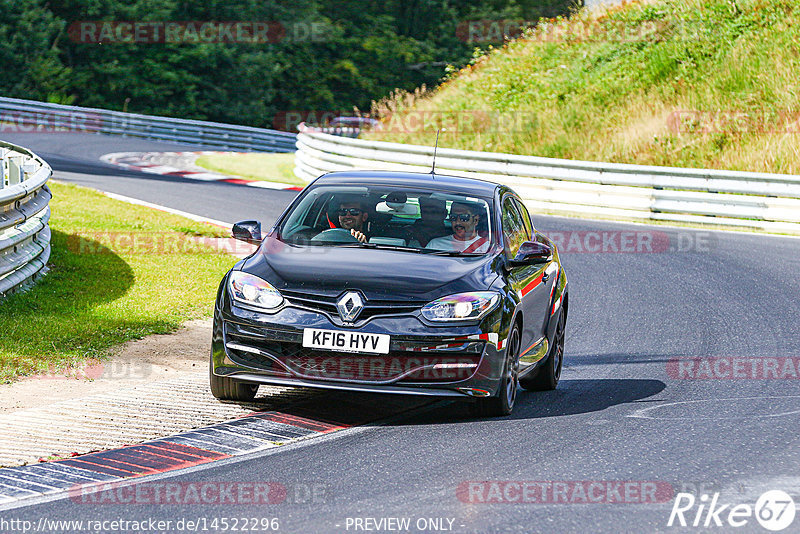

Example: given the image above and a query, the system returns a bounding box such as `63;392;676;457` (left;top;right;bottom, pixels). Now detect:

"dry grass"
363;0;800;174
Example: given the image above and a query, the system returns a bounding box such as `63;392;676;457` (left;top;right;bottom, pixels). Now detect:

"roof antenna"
430;128;440;177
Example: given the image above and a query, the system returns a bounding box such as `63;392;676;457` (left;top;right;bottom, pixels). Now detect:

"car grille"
281;289;422;322
225;328;483;384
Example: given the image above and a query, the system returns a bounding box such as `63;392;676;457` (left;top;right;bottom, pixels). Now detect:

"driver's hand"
351;229;367;243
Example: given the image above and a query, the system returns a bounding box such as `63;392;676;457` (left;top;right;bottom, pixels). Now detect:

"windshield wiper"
331;242;376;248
422;250;480;256
329;243;476;256
333;243;428;253
371;244;427;253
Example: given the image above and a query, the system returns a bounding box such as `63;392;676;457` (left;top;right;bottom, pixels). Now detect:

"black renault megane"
210;171;568;416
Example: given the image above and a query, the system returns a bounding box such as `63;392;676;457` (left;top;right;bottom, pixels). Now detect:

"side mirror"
510;241;551;266
232;220;262;245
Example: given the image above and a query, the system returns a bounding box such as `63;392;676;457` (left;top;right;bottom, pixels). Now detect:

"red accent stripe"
552;293;563;315
519;341;540;358
327;214;337;229
520;272;544;297
548;266;560;314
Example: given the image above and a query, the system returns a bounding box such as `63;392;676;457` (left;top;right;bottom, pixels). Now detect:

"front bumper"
211;301;507;398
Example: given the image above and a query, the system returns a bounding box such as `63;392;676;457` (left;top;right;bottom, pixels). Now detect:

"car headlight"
228;271;284;310
421;292;500;322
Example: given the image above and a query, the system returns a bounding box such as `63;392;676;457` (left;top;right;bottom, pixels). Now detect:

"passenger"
410;197;449;247
426;201;489;253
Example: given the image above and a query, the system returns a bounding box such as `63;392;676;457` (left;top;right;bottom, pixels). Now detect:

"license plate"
302;328;390;354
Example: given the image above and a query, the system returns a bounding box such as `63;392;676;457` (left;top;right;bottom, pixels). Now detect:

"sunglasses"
337;208;363;216
448;213;475;222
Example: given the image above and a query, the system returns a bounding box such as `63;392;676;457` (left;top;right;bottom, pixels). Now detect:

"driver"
337;199;369;243
426;201;489;253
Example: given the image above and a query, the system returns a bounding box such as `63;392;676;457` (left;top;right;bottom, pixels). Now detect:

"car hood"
240;238;500;301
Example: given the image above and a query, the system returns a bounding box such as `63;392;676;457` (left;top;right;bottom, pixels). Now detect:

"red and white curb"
0;394;430;506
101;151;304;191
0;412;341;505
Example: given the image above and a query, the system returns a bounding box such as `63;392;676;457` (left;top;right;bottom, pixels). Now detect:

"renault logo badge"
337;291;364;323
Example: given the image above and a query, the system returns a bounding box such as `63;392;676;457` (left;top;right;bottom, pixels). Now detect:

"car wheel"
470;324;520;417
209;351;259;402
520;310;565;392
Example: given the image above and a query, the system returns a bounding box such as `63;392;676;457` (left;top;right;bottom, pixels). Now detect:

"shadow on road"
387;378;668;425
512;378;667;419
235;388;433;427
233;378;667;429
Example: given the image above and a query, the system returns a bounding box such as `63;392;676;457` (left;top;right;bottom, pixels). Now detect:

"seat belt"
462;236;488;253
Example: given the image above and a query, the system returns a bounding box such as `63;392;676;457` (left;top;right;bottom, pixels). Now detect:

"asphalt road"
2;132;799;533
2;132;295;227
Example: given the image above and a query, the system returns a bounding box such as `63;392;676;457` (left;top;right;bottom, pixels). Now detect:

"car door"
501;195;551;369
513;198;558;338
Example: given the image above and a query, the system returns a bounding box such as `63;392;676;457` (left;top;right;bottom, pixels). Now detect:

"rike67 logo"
668;490;796;531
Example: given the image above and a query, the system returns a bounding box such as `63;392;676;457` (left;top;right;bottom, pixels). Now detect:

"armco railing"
0;141;52;297
295;124;800;234
0;97;297;152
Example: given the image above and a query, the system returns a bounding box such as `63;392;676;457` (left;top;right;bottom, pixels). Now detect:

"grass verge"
0;181;236;383
364;0;800;174
195;152;306;186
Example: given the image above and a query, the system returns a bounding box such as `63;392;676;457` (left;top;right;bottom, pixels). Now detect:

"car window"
512;197;533;237
502;196;528;259
278;184;494;255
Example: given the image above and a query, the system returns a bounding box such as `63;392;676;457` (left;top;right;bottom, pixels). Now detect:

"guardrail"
0;141;52;298
0;97;297;152
295;124;800;234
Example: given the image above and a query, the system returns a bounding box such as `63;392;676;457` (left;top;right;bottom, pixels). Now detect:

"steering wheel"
310;228;360;243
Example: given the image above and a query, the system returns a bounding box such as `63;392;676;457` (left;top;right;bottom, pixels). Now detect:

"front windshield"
278;185;494;255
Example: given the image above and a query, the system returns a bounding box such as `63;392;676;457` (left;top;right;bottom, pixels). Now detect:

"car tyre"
470;324;520;417
520;310;564;392
209;351;259;401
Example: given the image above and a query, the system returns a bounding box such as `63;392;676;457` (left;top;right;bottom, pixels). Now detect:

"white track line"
101;191;234;229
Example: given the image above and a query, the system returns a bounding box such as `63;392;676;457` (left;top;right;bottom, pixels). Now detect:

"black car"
210;171;568;416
